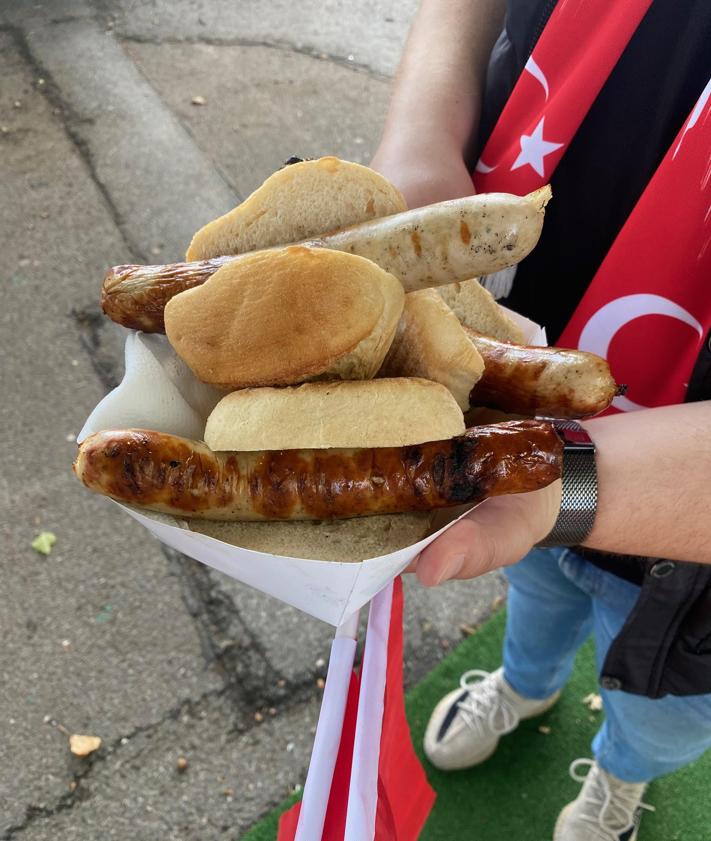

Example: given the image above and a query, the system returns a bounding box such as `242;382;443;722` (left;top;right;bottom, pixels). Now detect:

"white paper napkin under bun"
77;332;223;443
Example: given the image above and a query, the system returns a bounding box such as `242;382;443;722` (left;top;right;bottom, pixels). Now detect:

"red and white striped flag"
277;577;435;841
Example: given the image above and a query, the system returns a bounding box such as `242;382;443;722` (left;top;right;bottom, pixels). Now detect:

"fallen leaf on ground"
69;734;102;757
582;693;603;711
31;532;57;555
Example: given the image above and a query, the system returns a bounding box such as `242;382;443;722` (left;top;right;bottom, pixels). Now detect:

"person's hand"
370;137;475;209
408;481;562;586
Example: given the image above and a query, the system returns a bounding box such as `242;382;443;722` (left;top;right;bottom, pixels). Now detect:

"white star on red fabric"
511;117;564;177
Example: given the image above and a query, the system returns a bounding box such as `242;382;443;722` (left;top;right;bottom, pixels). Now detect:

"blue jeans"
503;547;711;783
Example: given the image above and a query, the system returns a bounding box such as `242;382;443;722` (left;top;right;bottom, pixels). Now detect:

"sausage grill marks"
74;421;563;522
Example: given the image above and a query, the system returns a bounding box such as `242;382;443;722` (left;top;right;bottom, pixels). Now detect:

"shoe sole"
519;690;561;721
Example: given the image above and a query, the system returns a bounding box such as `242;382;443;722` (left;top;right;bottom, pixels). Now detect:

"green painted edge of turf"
242;609;710;841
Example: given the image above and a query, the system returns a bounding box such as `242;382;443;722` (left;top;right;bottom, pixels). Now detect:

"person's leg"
424;547;595;770
587;571;711;782
504;547;595;700
554;565;711;840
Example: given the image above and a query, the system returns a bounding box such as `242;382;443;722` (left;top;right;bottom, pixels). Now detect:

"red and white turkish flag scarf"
474;0;711;413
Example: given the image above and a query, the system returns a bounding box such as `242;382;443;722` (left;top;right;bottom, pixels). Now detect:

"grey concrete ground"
0;2;506;837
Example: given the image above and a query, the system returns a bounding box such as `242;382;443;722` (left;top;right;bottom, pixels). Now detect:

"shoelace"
569;759;655;836
455;669;519;737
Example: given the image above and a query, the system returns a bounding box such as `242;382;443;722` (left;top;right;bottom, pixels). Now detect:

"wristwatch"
538;420;598;547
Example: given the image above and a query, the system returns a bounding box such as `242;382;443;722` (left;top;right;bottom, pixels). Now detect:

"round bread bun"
379;289;485;411
186;156;407;261
164;246;405;390
204;377;465;451
436;278;525;343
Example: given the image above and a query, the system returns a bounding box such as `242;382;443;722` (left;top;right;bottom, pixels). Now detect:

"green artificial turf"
243;610;711;841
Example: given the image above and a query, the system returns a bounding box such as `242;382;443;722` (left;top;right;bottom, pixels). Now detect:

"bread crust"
186;157;407;261
379;290;484;410
437;278;525;343
164;246;405;389
204;378;465;451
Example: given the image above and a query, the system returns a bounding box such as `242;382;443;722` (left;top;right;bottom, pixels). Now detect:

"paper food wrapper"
79;310;546;626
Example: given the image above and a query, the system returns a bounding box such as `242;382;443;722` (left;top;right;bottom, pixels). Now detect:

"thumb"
411;483;561;586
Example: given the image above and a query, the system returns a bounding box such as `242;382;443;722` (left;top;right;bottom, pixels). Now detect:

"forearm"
379;0;505;155
372;0;506;207
581;401;711;562
413;401;711;586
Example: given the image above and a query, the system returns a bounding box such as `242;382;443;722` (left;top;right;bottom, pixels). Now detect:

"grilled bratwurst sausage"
74;421;562;521
466;329;621;418
101;189;551;333
101;256;233;332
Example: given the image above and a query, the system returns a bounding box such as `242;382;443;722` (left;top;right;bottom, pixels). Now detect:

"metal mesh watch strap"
538;420;598;547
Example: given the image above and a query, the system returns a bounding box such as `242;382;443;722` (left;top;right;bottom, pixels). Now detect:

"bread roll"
131;504;433;563
195;375;466;558
164;246;405;390
186;157;407;261
379;290;484;410
204;378;465;451
437;278;525;343
188;514;433;562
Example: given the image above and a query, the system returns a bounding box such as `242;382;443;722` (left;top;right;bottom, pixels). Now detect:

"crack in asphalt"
164;548;326;710
0;686;228;839
0;24;145;263
119;32;390;81
71;304;123;390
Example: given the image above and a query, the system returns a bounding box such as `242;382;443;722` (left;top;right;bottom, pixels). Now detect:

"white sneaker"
554;759;655;841
423;667;560;771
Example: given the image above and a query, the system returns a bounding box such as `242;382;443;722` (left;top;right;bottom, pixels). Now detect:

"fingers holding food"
465;328;620;418
73;421;563;522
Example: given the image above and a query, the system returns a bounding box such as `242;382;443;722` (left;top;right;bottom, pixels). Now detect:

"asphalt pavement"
0;2;507;837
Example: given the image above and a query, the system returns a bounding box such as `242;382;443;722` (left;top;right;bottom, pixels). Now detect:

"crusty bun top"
204;378;465;451
164;246;405;390
436;278;525;343
379;289;485;411
186;157;407;261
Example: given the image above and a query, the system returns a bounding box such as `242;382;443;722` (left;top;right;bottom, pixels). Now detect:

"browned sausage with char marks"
74;422;563;521
465;328;622;419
